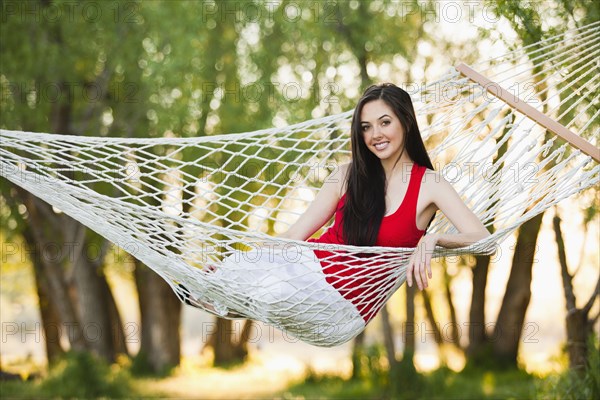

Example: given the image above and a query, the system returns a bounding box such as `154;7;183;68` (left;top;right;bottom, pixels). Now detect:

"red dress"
308;162;427;323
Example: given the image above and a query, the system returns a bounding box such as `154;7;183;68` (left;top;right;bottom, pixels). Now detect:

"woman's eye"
361;125;369;132
382;120;390;126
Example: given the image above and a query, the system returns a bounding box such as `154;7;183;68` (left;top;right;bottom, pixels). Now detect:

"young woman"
182;83;490;346
280;83;490;290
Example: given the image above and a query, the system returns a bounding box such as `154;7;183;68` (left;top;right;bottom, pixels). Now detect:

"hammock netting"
1;22;599;346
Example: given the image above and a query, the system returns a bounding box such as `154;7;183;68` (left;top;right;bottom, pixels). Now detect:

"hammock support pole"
456;63;600;163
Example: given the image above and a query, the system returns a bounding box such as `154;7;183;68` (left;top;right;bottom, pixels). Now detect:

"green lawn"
1;348;597;399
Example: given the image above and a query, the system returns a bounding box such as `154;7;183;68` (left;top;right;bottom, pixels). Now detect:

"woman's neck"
381;155;413;179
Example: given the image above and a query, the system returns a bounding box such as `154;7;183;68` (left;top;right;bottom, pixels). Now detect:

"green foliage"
487;0;599;135
0;351;135;398
536;335;600;400
129;351;158;377
7;350;598;399
425;367;536;400
38;351;132;398
350;343;388;383
390;354;425;399
286;363;538;400
289;367;386;399
130;350;183;377
464;342;517;372
289;339;600;400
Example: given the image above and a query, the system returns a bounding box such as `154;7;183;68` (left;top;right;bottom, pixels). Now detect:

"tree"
464;0;600;368
1;0;154;365
553;207;599;372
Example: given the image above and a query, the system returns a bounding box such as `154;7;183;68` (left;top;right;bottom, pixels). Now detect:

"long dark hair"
343;83;434;246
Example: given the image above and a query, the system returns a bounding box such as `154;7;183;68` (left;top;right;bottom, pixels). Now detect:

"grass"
535;336;600;400
282;339;599;400
1;352;133;399
0;351;305;399
1;340;597;399
282;363;537;400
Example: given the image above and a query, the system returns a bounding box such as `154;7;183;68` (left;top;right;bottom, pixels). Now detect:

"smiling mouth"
374;142;389;150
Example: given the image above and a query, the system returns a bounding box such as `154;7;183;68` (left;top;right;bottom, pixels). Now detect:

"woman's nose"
372;125;383;139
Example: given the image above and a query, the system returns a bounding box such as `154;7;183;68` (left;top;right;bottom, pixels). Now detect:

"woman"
281;83;490;290
183;83;490;346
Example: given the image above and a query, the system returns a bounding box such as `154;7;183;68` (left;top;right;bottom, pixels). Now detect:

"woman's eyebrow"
361;114;391;124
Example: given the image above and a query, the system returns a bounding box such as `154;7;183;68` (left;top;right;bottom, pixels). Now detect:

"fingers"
421;251;433;289
406;254;415;287
412;251;422;290
407;253;424;290
407;243;435;290
425;253;435;289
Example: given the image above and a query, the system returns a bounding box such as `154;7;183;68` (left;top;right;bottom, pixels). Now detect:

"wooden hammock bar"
456;63;600;163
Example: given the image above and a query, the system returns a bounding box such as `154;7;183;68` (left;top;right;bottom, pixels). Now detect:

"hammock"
2;22;599;347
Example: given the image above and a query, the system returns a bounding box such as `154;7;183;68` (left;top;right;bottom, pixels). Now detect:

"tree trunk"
204;317;253;366
404;284;416;362
212;319;237;366
101;277;129;357
443;269;461;349
72;239;116;362
21;193;88;352
134;260;181;373
31;255;65;365
381;305;398;370
565;309;590;371
5;188;66;364
466;117;507;363
492;212;544;367
421;291;443;345
351;331;366;380
553;213;598;372
467;254;491;358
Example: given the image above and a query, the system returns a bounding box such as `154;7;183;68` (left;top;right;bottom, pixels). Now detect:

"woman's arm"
278;163;349;241
428;172;490;248
407;171;490;290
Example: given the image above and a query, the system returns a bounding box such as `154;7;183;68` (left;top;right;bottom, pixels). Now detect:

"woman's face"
360;99;405;161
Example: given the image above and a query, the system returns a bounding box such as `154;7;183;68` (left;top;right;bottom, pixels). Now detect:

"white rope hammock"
2;22;599;347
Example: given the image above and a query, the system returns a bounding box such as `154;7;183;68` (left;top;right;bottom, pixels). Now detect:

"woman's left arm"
429;173;490;248
407;172;491;290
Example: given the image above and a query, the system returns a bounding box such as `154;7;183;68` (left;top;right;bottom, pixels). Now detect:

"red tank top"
308;162;427;323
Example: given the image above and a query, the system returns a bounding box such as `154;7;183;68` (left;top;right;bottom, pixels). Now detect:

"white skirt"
209;246;365;347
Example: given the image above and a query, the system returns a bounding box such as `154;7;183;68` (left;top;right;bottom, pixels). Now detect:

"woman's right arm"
278;163;349;241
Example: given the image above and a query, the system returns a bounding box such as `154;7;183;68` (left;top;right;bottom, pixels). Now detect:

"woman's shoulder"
322;161;351;197
341;162;352;194
419;168;450;196
339;162;352;173
421;168;441;182
420;166;449;181
326;162;350;181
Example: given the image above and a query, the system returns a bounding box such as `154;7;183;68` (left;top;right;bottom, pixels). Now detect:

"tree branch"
573;222;589;277
380;305;398;369
590;310;599;326
421;290;443;345
444;268;461;348
582;277;600;315
552;211;577;311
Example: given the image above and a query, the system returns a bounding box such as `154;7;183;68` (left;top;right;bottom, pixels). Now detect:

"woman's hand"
406;234;439;290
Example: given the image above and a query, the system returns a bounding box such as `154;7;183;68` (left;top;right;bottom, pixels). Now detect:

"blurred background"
1;1;598;398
